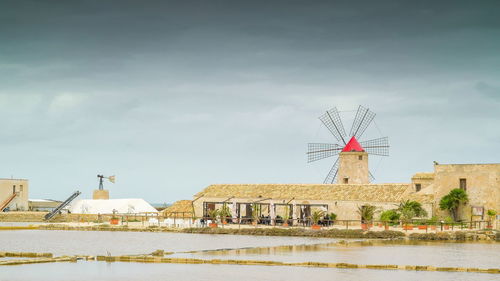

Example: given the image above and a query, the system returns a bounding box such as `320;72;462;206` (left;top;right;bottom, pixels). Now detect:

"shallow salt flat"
0;230;334;256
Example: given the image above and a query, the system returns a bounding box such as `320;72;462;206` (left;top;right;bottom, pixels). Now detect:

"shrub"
380;210;400;224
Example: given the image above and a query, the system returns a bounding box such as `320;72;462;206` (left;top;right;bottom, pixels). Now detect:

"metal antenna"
307;143;342;163
98;175;104;190
97;175;115;190
323;158;339;184
319;107;348;145
359;137;390;156
350;105;376;139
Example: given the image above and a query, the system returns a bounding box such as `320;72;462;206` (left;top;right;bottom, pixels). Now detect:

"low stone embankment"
0;212;109;223
0;251;80;266
38;224;405;239
409;231;499;241
1;250;499;274
36;224;500;241
94;254;500;274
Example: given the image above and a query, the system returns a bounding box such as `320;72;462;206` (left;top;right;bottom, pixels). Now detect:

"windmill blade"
349;105;376;139
359;137;389;156
319;107;348;145
323;158;339;184
369;171;375;183
307;143;342;163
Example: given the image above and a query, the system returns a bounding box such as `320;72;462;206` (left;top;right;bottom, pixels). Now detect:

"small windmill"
307;105;389;184
93;175;115;200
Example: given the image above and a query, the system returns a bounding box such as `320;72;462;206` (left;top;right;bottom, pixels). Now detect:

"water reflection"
175;239;500;268
0;262;499;281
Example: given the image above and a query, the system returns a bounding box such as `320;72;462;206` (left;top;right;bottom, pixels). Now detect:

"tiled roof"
411;173;435;179
161;200;193;215
195;184;417;203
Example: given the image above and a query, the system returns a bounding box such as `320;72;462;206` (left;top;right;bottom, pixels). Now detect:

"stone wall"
337;152;369;184
432;164;500;220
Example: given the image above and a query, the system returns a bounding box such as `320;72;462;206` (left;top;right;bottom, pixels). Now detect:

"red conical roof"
342;136;364;152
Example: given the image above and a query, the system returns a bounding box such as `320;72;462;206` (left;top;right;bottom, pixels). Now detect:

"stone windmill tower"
307;106;389;184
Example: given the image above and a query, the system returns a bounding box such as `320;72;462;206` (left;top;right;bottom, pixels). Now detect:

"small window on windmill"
415;184;421;192
358;155;363;160
459;178;467;191
343;178;349;184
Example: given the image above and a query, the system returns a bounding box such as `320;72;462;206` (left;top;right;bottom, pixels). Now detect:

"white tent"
68;198;157;214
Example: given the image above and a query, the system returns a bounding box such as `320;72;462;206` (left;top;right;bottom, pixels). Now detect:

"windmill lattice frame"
307;105;389;184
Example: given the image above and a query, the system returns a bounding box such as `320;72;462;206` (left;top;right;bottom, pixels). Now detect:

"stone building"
191;153;499;222
0;178;29;211
193;183;433;222
413;163;500;221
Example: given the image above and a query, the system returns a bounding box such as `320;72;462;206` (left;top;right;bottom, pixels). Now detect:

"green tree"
380;209;400;224
398;200;428;218
487;209;497;227
439;188;468;221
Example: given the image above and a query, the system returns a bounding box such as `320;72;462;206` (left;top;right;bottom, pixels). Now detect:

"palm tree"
398;200;428;218
439;188;468;221
310;210;325;226
357;205;378;224
219;203;231;223
208;209;219;222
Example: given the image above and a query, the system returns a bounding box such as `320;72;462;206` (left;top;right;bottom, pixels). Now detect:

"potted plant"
487;209;497;229
110;216;119;225
251;203;261;226
443;216;453;230
282;205;290;227
400;208;415;231
428;216;438;230
380;210;399;231
310;210;324;230
110;209;119;225
357;205;378;230
220;203;231;225
208;209;219;228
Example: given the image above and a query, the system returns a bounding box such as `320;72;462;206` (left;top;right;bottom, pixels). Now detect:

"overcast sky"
1;1;499;203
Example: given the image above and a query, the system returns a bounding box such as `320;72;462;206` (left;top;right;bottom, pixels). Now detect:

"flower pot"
361;223;368;230
222;220;227;225
431;225;437;230
282;222;289;227
486;225;492;229
384;225;389;231
252;221;257;226
209;223;218;228
444;225;450;230
403;225;413;230
418;225;427;230
110;218;119;225
311;224;321;230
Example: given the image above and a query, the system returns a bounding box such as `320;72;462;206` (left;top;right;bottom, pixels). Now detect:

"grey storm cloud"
0;0;499;202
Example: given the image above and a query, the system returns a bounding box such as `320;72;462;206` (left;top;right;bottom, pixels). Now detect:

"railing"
72;212;497;231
